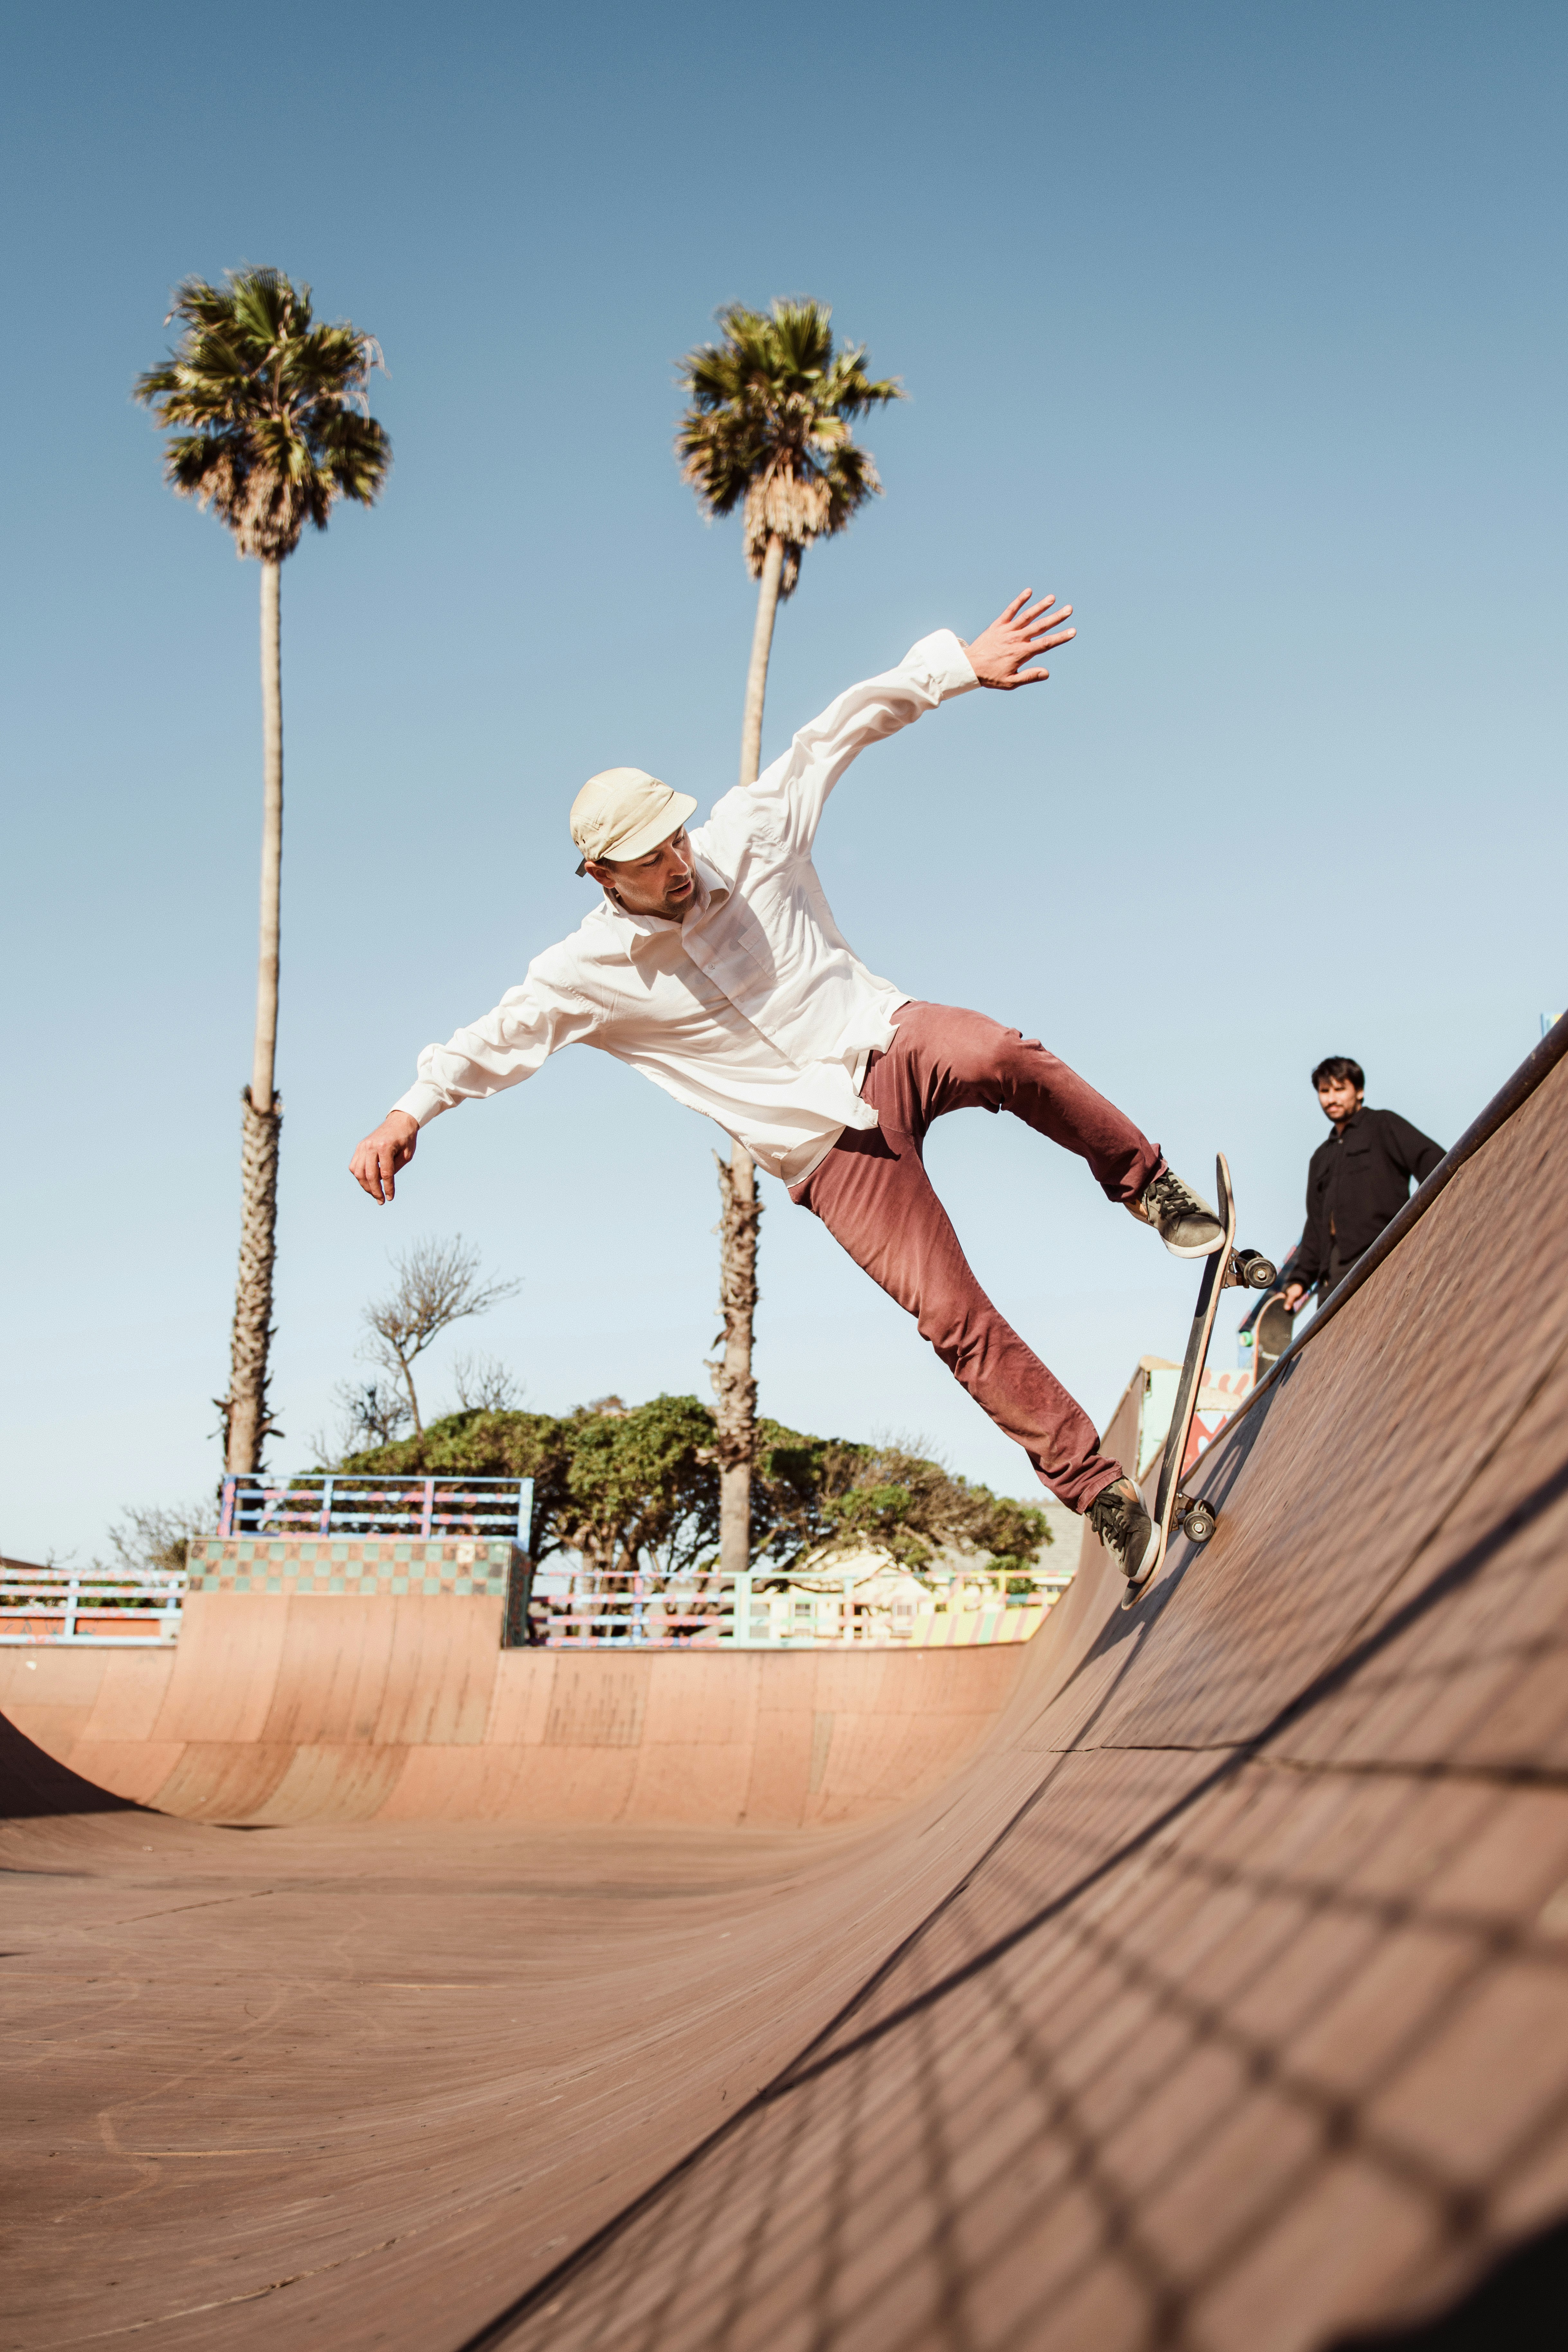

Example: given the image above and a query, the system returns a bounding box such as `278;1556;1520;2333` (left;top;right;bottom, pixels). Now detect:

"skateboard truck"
1172;1490;1218;1545
1226;1247;1278;1293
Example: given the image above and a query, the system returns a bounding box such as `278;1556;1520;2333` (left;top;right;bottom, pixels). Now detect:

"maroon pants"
790;1003;1162;1512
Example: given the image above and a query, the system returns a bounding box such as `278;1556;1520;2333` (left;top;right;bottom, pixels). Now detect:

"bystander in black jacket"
1294;1105;1445;1294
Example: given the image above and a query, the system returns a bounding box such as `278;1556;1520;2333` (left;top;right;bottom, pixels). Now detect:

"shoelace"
1091;1493;1132;1542
1146;1173;1202;1223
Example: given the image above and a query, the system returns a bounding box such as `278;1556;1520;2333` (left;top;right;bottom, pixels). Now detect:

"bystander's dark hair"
1312;1055;1365;1092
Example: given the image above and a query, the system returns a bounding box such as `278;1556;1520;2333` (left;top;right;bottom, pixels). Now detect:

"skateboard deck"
1250;1291;1296;1381
1237;1240;1300;1382
1122;1153;1276;1609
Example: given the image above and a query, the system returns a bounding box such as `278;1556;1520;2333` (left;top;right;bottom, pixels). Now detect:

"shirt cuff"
906;627;980;700
391;1081;449;1128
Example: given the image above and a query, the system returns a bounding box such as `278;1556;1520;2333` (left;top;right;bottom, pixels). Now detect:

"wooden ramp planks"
4;1034;1568;2350
0;1593;1032;1830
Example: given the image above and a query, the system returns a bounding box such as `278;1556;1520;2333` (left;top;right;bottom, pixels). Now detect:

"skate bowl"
0;1583;1035;1828
5;1021;1568;2351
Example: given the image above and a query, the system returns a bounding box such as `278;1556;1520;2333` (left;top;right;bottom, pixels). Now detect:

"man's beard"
609;879;692;920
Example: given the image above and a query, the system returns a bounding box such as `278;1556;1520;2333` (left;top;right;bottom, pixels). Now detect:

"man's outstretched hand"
350;1110;419;1204
962;590;1075;689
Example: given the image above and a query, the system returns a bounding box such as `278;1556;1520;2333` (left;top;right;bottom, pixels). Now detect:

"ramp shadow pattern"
462;1044;1568;2351
2;1027;1566;2352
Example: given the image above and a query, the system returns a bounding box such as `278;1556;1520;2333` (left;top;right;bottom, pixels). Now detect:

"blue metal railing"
216;1473;533;1545
1;1559;183;1645
523;1563;1069;1647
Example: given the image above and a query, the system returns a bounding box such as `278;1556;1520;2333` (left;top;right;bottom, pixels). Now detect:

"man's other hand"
962;590;1075;689
1281;1282;1307;1312
350;1111;419;1204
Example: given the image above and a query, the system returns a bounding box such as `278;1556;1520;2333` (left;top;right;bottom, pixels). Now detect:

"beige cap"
570;767;698;875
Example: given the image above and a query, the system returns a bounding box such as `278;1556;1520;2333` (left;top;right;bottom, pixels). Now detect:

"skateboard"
1122;1153;1277;1609
1237;1241;1300;1382
1249;1291;1296;1381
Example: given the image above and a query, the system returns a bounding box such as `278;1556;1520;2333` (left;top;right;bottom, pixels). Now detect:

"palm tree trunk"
225;559;284;1474
711;1144;761;1579
738;532;785;787
713;532;786;1576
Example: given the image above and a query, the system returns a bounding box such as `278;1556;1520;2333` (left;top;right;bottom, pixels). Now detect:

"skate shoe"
1087;1475;1161;1587
1130;1165;1225;1259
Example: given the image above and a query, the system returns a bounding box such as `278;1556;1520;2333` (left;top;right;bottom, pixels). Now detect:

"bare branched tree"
304;1377;409;1467
453;1353;524;1413
341;1377;413;1446
360;1237;521;1436
99;1500;214;1580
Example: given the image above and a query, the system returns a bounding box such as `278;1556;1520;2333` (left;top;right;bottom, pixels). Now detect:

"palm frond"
133;267;389;560
674;296;901;594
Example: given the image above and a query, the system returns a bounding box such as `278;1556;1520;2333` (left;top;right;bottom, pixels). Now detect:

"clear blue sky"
2;1;1563;1562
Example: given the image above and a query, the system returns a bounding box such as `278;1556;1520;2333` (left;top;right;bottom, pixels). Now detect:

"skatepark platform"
5;1020;1568;2350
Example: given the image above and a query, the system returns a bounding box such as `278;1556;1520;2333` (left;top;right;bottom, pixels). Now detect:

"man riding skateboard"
350;592;1225;1589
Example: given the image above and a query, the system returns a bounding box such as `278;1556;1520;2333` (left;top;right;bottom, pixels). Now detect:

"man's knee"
916;1004;1035;1092
917;1297;1001;1380
986;1026;1076;1113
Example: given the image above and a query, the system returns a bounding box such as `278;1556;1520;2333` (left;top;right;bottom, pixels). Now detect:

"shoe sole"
1120;1523;1165;1608
1160;1227;1226;1260
1129;1187;1225;1259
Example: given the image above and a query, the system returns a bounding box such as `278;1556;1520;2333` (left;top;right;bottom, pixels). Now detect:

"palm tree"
676;299;902;1578
134;268;390;1476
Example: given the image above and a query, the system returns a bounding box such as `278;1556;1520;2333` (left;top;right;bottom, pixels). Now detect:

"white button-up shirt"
392;629;980;1185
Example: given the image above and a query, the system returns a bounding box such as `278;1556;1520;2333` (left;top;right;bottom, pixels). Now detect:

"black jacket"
1294;1105;1445;1289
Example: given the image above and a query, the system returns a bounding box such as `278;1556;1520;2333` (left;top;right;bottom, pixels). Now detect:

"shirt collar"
692;853;733;915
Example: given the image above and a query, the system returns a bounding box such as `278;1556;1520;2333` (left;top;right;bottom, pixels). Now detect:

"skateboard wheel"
1237;1250;1277;1290
1181;1503;1217;1544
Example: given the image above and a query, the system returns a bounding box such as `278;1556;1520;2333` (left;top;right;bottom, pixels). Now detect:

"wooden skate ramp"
0;1594;1032;1829
5;1027;1568;2352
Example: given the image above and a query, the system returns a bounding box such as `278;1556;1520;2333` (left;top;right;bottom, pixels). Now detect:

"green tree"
675;298;904;1579
752;1436;1052;1579
134;268;390;1474
333;1393;723;1599
333;1397;1050;1593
